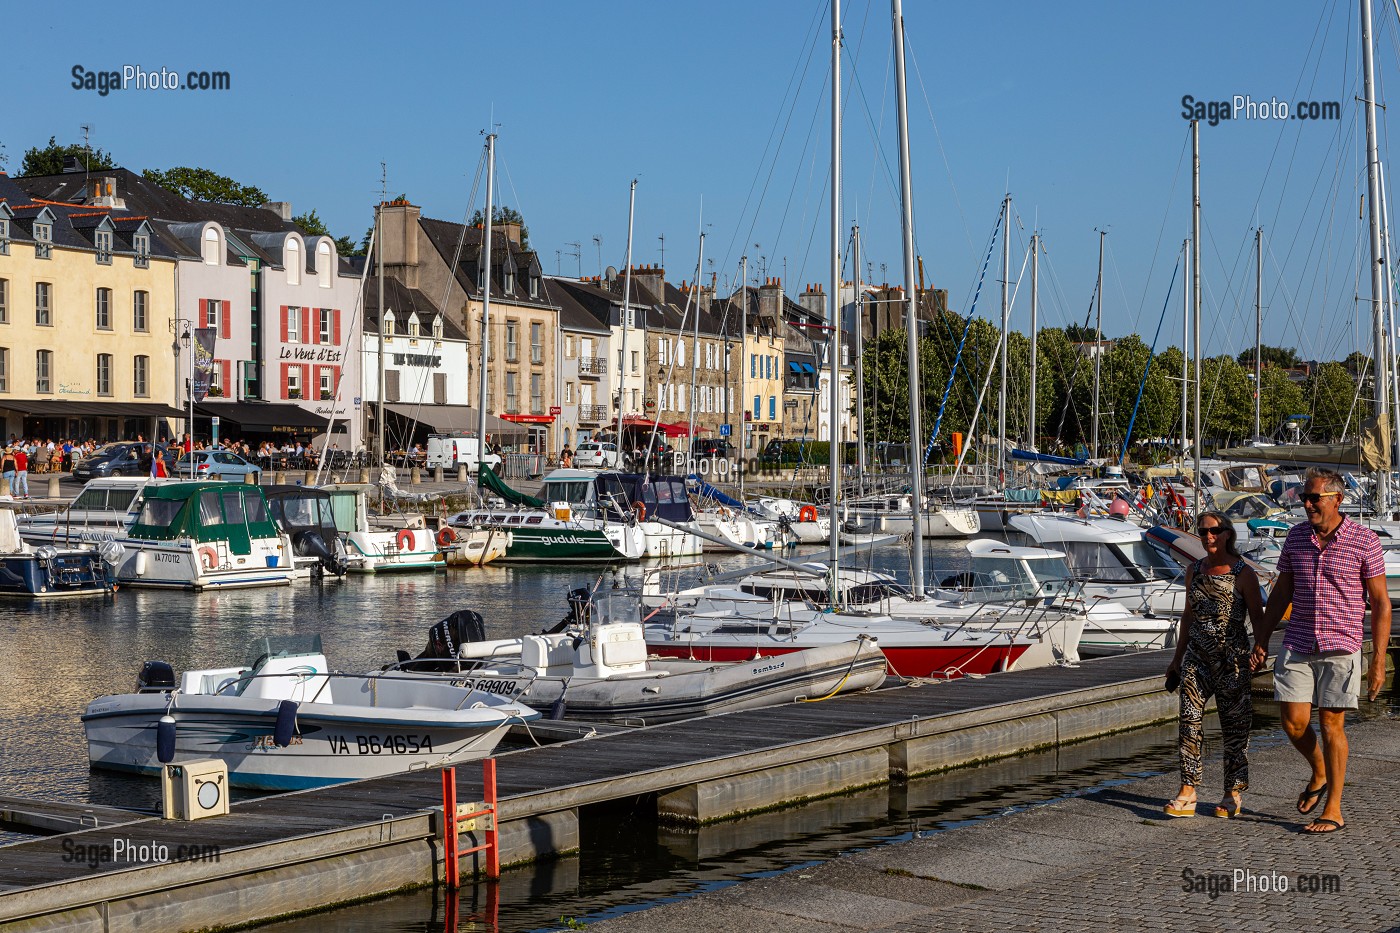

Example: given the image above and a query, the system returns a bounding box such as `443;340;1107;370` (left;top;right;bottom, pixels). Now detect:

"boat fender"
156;715;177;764
198;546;218;571
437;527;458;548
632;501;646;521
549;679;570;720
798;505;818;523
395;529;415;551
273;700;299;748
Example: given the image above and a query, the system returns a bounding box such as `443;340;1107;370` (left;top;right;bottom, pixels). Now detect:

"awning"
788;362;802;373
196;401;332;433
801;363;816;374
499;413;555;424
377;403;527;440
0;399;187;419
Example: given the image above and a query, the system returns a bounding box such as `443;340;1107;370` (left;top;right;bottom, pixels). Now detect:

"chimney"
631;263;665;303
757;276;783;327
260;201;294;222
90;176;126;209
379;199;422;289
61;155;84;174
798;283;825;319
497;221;523;247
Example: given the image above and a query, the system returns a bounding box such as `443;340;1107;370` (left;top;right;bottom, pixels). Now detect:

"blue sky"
4;1;1397;362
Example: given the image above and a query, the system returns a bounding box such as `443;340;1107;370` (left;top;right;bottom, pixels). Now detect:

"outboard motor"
406;610;488;672
136;660;176;693
293;530;348;577
544;587;594;635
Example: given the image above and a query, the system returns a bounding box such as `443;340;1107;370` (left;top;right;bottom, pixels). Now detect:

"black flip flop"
1297;783;1327;814
1302;818;1345;835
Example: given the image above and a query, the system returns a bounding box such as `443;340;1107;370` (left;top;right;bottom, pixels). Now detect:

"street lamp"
179;321;193;478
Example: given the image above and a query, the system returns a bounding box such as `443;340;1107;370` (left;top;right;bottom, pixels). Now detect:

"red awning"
499;413;555;424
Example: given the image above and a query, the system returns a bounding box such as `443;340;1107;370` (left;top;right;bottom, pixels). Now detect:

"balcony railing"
578;356;607;376
578;404;608;422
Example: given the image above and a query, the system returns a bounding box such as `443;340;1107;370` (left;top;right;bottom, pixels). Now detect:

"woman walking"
1164;511;1264;818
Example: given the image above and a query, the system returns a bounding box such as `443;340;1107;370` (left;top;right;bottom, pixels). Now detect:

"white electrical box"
161;759;230;820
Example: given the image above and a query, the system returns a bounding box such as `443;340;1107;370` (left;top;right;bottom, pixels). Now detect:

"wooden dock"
0;648;1197;932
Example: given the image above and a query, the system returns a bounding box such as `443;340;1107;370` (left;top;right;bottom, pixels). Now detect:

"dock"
0;647;1276;932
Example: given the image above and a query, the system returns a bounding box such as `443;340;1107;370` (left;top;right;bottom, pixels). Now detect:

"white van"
424;434;503;474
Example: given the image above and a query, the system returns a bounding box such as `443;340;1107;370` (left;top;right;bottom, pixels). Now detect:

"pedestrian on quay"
1;446;16;495
1163;511;1263;818
560;445;573;468
11;442;29;498
1251;466;1391;834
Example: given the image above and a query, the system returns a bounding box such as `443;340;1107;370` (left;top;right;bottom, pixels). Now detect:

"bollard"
48;475;61;498
359;468;370;483
304;470;316;486
433;465;443;483
458;464;468;483
245;472;257;484
274;471;286;485
1;477;11;497
410;466;421;485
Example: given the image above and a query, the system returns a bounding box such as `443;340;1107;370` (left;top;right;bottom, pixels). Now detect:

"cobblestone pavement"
588;717;1399;933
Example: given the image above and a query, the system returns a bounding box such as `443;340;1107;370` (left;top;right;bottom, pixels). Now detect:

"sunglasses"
1198;525;1227;537
1298;492;1341;504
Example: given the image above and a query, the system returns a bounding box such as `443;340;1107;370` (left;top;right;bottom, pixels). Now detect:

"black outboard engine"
405;610;488;672
544;587;594;634
136;660;176;693
293;530;348;577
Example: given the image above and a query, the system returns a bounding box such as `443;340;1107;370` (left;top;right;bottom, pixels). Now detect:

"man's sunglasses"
1298;492;1342;504
1198;525;1227;536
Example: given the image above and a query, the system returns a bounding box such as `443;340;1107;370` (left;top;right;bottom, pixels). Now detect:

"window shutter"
220;301;231;340
310;308;320;345
198;299;209;329
301;364;311;396
300;311;310;345
331;366;341;397
280;363;290;400
333;308;341;345
280;305;289;342
221;360;232;396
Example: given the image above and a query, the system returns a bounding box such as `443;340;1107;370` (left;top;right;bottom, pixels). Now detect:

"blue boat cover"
1010;448;1089;466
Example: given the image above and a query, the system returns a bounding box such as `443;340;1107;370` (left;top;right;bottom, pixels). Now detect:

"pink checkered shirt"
1277;516;1385;654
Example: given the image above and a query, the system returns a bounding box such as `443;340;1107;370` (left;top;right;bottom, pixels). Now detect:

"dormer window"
317;241;333;288
0;213;9;256
34;221;52;260
504;266;516;293
95;229;113;265
285;239;301;286
432;316;443;341
382;314;393;339
529;273;539;299
134;232;150;269
408;314;420;338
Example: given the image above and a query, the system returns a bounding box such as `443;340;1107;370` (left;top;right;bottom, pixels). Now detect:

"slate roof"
418;216;555;310
541;277;613;334
0;171;178;260
361;276;467;341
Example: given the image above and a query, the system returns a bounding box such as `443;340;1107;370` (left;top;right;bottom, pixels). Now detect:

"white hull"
346;527;444;573
640;520;702;558
113;538;293;590
442;527;509;567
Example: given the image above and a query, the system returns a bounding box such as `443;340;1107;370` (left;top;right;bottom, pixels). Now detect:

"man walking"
11;442;29;498
1252;466;1391;833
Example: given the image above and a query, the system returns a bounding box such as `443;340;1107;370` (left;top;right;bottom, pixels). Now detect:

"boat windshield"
1118;540;1181;581
244;634;324;670
1061;540;1180;582
542;480;594;505
965;557;1045;599
136;498;182;528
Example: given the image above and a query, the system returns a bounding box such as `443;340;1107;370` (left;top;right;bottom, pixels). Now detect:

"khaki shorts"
1273;647;1361;709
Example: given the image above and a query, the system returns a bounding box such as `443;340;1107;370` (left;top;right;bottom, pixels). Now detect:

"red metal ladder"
440;758;499;889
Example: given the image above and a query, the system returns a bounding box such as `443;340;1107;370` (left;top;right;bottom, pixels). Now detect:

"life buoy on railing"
437;527;458;548
396;529;415;551
198;546;219;571
798;505;819;523
632;501;647;521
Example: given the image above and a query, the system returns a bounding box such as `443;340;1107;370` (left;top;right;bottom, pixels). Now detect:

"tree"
142;166;268;207
1306;361;1359;441
469;205;529;248
20;136;116;176
1064;323;1102;343
1200;355;1253;445
1237;344;1300;369
1259;366;1305;437
293;209;330;237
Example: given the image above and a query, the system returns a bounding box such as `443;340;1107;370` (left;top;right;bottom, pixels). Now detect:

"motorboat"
392;597;888;726
16;476;155;547
0;499;117;597
751;496;830;545
592;472;703;558
323;486;445;573
1009;512;1186;616
437;523;508;567
841;492;980;538
262;485;350;579
83;634;538;790
109;481;294;590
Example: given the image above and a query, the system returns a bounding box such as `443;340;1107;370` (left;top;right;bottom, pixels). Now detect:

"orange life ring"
396;529;415;551
798;505;818;523
198;546;218;570
437;526;458;548
632;501;647;521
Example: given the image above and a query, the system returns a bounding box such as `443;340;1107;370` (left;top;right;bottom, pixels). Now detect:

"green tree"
293;208;330;237
469;205;529;248
1259;366;1305;437
1064;323;1102;343
20;136;116;175
1200;355;1253;445
142;166;268;206
1306;361;1359;441
1237;344;1300;369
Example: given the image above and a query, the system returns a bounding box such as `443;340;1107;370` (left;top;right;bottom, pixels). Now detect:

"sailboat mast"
892;0;925;598
686;233;705;458
829;0;843;576
998;194;1010;478
1091;230;1105;460
739;255;748;503
853;224;866;481
375;201;385;468
613;180;637;463
1029;231;1039;453
1362;0;1391;515
1260;226;1271;442
1181;238;1190;465
1192;120;1202;521
476;135;496;450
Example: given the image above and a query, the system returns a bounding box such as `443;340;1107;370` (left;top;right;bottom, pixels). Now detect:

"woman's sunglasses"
1298;492;1341;504
1199;525;1227;537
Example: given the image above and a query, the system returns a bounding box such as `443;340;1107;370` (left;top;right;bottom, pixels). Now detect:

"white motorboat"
83;634;539;791
0;499;118;597
16;476;155;547
1009;512;1186;616
751;496;830;544
109;481;294;590
393;599;887;726
262;485;351;580
842;493;980;538
438;523;508;567
324;486;445;573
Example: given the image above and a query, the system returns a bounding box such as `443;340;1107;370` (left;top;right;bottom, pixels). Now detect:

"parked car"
691;438;734;459
71;442;176;480
574;441;619;469
174;450;263;481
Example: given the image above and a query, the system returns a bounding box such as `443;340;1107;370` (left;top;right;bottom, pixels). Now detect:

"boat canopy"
1010;448;1088;466
596;473;693;523
127;482;279;550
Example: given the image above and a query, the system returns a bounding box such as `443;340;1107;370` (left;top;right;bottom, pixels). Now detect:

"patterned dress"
1178;558;1253;791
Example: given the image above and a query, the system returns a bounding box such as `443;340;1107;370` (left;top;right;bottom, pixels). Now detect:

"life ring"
198;546;218;570
395;529;415;551
437;527;458;548
798;505;818;523
632;501;647;521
